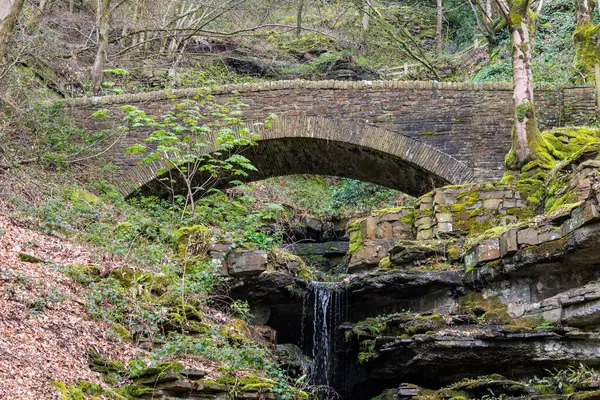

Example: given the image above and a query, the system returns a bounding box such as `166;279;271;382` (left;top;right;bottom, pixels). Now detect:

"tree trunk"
505;0;544;169
574;0;600;79
0;0;26;62
91;0;110;96
296;0;304;37
362;0;370;32
436;0;443;57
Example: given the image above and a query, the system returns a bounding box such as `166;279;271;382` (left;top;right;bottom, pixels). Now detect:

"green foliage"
529;365;600;395
123;83;275;215
20;103;113;169
258;175;409;219
29;290;65;314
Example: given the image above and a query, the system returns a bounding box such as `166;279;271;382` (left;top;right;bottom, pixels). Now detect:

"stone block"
541;308;563;324
436;222;453;233
540;297;560;308
417;229;434;240
227;250;268;276
483;198;502;210
290;243;324;256
508;303;526;318
364;217;378;239
500;229;518;256
563;298;600;326
434;190;451;205
562;202;600;235
419;195;434;204
464;201;482;210
378;222;394;238
323;241;349;255
503;199;516;208
465;238;500;268
436;213;453;223
415;216;433;228
538;229;563;243
518;228;539;247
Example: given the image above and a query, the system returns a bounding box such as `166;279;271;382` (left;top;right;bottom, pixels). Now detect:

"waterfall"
301;282;347;397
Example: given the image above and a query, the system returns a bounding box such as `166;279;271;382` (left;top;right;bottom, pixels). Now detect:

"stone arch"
115;116;474;198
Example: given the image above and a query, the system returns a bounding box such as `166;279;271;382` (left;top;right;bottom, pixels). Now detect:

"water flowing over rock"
301;282;348;397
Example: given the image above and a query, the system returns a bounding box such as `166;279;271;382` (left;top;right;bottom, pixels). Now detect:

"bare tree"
494;0;545;169
436;0;442;57
91;0;111;95
0;0;25;62
296;0;304;37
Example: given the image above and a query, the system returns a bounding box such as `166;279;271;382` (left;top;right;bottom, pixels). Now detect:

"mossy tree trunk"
0;0;26;62
574;0;600;79
495;0;545;169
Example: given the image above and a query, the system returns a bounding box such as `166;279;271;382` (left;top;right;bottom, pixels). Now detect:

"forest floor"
0;200;138;399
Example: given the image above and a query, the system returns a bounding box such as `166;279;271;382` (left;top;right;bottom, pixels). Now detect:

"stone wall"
64;80;598;191
346;183;532;271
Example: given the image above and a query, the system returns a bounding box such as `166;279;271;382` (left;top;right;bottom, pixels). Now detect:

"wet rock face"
286;216;349;272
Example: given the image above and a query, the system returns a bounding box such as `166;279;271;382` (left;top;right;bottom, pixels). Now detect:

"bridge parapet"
62;80;597;194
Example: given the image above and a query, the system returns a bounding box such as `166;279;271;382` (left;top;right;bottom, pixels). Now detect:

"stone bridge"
65;80;597;197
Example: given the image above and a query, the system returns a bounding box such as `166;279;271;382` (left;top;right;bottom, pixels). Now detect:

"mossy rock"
173;225;210;259
128;361;184;380
111;323;133;342
566;390;600;400
63;264;101;285
216;373;275;392
457;292;511;324
64;187;99;205
348;219;364;254
87;349;124;374
18;253;45;263
448;375;530;397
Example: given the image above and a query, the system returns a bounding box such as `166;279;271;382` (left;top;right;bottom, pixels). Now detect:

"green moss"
63;264;101;285
348;219;364;254
216;373;275;392
111;323;133;342
569;390;600;400
173;225;210;259
297;266;315;281
447;245;462;261
53;380;127;400
378;255;391;271
574;21;600;76
64;187;99;204
128;361;184;380
516;178;544;207
456;190;480;206
454;216;493;235
87;349;124;374
458;292;511;324
372;206;405;214
18;253;44;263
420;131;436;135
516;101;534;122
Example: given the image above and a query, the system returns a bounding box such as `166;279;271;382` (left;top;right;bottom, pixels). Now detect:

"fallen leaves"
0;201;138;399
